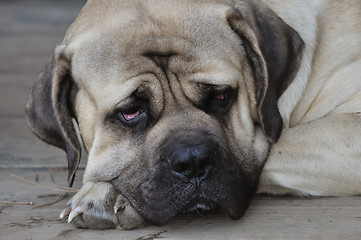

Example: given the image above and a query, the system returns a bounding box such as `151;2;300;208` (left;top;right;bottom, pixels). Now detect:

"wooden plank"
1;170;361;239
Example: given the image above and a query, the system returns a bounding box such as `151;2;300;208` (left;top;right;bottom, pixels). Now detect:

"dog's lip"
138;196;219;225
125;191;247;226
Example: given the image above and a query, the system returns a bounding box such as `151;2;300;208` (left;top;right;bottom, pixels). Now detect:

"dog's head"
25;0;303;225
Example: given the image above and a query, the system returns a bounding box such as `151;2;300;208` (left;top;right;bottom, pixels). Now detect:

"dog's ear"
227;3;304;143
25;45;81;187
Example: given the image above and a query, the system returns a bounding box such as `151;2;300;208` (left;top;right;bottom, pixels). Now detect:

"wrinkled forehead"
68;0;245;110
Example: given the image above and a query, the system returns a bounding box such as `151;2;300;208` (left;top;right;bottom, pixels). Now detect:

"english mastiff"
25;0;361;230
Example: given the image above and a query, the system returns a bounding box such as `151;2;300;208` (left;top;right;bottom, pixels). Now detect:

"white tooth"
68;206;83;223
59;206;71;219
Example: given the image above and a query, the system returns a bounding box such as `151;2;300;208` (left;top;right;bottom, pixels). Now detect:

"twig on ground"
32;193;70;209
0;201;33;205
49;170;79;191
7;171;78;193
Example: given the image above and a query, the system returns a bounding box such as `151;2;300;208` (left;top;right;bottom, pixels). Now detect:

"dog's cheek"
228;129;269;181
225;90;270;177
82;134;142;182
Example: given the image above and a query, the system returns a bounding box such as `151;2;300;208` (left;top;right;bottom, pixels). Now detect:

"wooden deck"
1;1;360;239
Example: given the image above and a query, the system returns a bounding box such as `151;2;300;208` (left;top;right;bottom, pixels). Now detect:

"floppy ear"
227;3;304;143
25;45;81;187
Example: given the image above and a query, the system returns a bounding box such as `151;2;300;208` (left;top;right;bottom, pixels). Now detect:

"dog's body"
26;0;361;230
259;0;361;196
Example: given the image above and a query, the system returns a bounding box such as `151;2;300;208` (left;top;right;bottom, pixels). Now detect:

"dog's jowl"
26;0;361;230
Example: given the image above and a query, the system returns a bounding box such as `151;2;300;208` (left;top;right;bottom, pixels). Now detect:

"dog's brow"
191;81;232;90
189;75;239;87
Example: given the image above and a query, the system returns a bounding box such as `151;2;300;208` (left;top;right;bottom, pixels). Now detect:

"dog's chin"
125;195;250;226
133;182;254;225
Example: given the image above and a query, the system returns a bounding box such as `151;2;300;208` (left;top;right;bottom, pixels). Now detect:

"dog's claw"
68;206;84;223
59;205;71;219
115;195;144;230
114;197;126;214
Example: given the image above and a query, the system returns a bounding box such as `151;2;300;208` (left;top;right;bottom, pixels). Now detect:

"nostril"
195;160;213;179
198;158;210;170
172;161;193;177
194;157;211;176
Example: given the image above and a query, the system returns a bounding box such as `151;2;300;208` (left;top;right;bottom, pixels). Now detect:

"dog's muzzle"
111;131;257;225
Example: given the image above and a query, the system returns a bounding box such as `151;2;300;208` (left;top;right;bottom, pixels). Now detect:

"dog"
25;0;361;230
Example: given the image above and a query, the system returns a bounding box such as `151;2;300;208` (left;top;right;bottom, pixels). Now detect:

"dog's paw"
60;182;144;230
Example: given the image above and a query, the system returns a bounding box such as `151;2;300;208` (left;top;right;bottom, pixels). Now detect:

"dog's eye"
213;94;225;101
123;108;142;121
116;105;148;128
210;91;228;104
203;88;235;118
106;92;150;131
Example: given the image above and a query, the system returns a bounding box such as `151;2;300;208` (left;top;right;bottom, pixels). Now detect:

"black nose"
167;143;213;179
